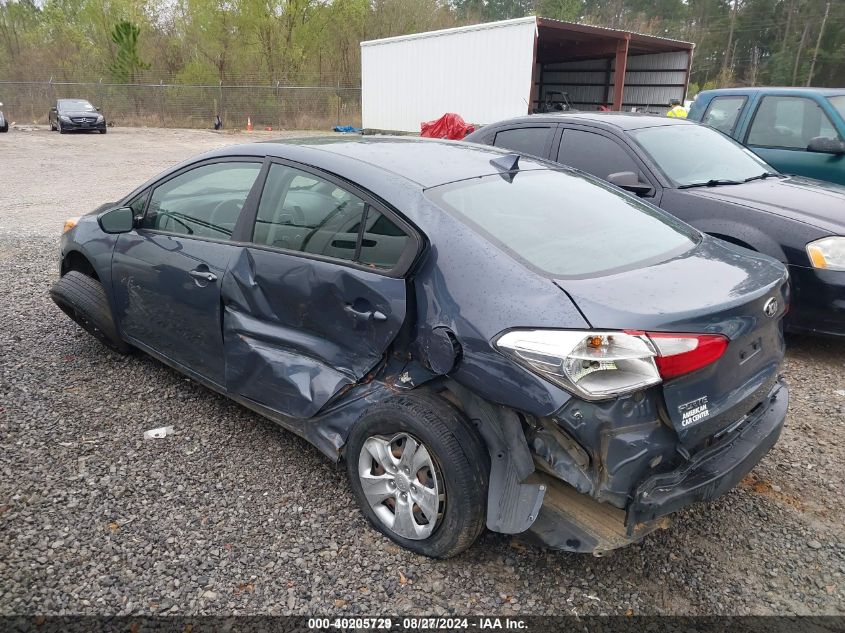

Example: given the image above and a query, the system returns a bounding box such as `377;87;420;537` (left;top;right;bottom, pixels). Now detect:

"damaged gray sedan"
51;137;789;558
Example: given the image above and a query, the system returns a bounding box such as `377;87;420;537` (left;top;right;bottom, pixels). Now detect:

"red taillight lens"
647;332;729;379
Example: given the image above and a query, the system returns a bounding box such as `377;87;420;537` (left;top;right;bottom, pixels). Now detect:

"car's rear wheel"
50;271;132;354
345;392;488;558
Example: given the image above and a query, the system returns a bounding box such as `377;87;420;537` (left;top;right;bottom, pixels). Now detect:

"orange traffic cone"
246;116;253;132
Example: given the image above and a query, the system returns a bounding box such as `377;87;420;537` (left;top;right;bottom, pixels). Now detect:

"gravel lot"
1;127;844;617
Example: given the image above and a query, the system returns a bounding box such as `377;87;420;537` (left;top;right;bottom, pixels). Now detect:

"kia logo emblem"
763;297;778;318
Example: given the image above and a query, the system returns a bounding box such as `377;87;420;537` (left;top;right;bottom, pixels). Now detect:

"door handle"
189;269;217;283
344;304;388;322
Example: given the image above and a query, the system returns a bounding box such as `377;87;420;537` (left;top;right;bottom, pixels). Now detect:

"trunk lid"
556;237;789;448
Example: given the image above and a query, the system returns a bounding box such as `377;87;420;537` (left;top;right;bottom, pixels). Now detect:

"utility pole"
807;1;830;87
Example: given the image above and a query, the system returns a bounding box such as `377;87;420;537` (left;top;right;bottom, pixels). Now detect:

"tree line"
0;0;842;91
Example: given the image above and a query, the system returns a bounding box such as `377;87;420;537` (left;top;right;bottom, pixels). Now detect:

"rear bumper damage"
627;378;787;529
523;379;788;554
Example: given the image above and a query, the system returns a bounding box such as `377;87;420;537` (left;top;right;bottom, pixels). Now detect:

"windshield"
425;170;697;278
828;96;845;120
630;124;774;187
59;99;95;111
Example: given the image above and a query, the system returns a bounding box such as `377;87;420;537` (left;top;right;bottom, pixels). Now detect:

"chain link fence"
0;80;362;130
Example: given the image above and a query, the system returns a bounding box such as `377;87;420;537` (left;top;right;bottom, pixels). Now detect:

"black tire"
0;124;7;133
99;128;107;134
58;122;66;134
345;391;489;558
50;271;132;354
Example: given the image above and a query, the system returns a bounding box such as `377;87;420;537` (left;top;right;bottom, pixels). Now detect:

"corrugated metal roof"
537;17;694;48
361;16;536;48
361;16;693;50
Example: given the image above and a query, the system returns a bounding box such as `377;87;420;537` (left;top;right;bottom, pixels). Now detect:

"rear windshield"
425;170;698;278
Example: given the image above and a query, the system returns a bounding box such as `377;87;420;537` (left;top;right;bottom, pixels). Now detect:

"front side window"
425;170;697;278
747;96;840;149
558;129;643;181
254;163;410;270
142;162;261;239
630;124;772;187
493;127;551;157
702;96;747;134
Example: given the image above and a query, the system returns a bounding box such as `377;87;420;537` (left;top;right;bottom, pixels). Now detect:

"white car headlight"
496;330;662;400
59;115;71;122
96;114;104;122
807;237;845;272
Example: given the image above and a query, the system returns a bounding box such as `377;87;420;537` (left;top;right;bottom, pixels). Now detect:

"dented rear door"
220;160;414;419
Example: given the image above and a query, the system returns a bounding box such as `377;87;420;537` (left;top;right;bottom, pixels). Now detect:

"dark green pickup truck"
688;87;845;186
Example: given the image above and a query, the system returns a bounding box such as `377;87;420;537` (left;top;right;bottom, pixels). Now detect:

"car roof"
203;136;556;188
474;111;697;131
697;87;845;97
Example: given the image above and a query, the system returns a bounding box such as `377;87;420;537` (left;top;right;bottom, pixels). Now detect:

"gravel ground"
1;127;844;617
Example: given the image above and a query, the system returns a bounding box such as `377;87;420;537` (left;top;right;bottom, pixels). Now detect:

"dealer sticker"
679;396;710;427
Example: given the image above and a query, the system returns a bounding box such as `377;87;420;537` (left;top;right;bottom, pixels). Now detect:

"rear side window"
747;96;839;149
143;162;261;239
254;163;411;270
426;170;697;278
702;96;746;134
493;127;550;157
557;129;643;181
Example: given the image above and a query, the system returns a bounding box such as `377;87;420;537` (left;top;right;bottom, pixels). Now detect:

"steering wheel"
208;199;243;234
210;198;242;219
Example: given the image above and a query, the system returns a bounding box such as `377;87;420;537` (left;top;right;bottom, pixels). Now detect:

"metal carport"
360;17;694;132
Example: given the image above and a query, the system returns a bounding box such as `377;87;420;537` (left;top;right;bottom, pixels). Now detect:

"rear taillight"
495;329;729;402
647;332;728;380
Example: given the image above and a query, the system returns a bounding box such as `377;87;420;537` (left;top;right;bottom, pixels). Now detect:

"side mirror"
96;107;102;112
98;207;135;234
807;137;845;154
607;171;654;196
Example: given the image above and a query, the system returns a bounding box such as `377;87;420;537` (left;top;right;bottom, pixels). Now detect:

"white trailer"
361;17;694;132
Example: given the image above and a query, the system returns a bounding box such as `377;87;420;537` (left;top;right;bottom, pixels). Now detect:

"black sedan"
467;113;845;337
49;99;107;134
51;138;788;558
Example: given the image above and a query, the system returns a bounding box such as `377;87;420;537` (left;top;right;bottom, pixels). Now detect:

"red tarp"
420;113;474;140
